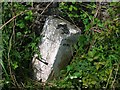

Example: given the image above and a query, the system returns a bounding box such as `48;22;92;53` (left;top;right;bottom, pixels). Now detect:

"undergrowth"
2;2;40;89
1;2;120;90
52;2;120;89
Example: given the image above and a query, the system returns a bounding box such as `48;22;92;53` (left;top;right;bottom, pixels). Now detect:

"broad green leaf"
87;57;93;62
69;5;73;11
17;32;22;36
91;81;96;84
88;51;95;57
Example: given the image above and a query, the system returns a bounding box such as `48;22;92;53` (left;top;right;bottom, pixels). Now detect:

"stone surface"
32;16;81;82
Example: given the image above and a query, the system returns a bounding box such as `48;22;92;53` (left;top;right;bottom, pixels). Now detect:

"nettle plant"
55;2;120;89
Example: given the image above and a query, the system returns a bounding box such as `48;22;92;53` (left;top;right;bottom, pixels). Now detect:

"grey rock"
32;16;81;82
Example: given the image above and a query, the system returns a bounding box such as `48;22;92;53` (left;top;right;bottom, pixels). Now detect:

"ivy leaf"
16;21;25;29
87;57;93;62
68;13;74;17
73;72;81;77
67;65;73;72
91;81;96;84
25;15;33;21
69;5;73;11
88;51;95;57
26;10;33;16
74;14;79;18
73;6;78;11
17;32;22;37
12;62;18;70
25;16;30;20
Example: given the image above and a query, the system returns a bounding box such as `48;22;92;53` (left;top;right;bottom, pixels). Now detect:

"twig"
63;10;81;31
11;11;20;87
86;3;102;50
91;27;101;33
7;26;15;86
7;3;20;87
91;2;101;26
105;68;113;89
39;2;53;17
0;10;29;30
94;2;101;18
111;64;119;89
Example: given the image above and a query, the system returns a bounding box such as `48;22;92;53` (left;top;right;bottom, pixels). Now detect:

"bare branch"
0;10;29;30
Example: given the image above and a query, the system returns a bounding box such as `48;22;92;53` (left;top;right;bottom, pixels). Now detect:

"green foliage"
55;2;120;89
1;2;120;89
2;2;40;88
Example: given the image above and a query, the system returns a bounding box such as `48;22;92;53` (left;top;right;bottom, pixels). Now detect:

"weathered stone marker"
32;16;81;82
